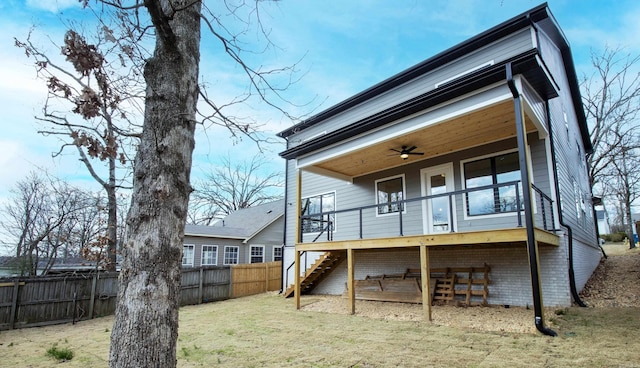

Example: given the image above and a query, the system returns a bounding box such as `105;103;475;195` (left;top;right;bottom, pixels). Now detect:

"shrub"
610;232;628;242
46;345;74;361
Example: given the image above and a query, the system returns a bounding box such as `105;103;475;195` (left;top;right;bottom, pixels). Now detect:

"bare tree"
1;172;93;276
96;1;302;367
15;12;145;270
189;154;283;224
582;47;640;248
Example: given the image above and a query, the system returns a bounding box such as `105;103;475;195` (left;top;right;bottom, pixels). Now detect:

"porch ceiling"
311;100;537;178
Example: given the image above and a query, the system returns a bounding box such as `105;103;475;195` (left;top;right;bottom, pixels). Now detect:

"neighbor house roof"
277;2;591;158
184;200;284;243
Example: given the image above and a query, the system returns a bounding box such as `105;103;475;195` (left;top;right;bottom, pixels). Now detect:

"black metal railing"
298;180;556;243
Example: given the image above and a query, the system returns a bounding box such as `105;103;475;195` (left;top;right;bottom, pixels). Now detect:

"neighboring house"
182;200;284;267
595;207;610;236
277;4;601;334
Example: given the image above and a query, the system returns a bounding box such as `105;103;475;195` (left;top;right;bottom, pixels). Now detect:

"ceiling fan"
390;145;424;160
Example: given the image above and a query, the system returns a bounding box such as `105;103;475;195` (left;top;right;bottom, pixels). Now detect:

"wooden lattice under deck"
350;264;491;306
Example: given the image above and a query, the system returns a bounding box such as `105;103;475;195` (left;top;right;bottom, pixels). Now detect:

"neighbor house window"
376;175;405;215
223;246;239;265
301;192;335;233
182;244;195;266
273;246;283;262
201;245;218;266
250;245;264;263
463;151;521;216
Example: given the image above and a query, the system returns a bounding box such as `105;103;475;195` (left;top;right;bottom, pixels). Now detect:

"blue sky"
0;0;638;207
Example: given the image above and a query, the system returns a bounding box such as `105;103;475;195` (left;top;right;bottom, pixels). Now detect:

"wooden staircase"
283;251;345;298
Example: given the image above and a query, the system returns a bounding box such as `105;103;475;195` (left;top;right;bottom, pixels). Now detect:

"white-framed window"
201;245;218;266
182;244;195;267
250;245;264;263
301;192;335;233
223;246;239;265
273;246;283;262
375;174;406;216
462;150;522;217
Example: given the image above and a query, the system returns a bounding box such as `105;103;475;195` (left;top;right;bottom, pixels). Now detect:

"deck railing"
299;180;555;243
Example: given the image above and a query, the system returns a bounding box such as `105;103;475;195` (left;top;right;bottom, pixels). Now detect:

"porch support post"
295;170;302;244
507;64;556;336
294;249;301;309
420;245;432;321
347;248;355;315
294;169;302;310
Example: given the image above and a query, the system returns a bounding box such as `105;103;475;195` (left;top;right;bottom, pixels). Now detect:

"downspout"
279;150;290;294
545;101;589;307
527;9;593;305
506;63;557;337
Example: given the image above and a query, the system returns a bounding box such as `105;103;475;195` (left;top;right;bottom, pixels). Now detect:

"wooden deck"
296;227;559;252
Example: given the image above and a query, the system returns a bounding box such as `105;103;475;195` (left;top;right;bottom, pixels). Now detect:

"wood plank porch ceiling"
296;228;559;252
314;100;537;178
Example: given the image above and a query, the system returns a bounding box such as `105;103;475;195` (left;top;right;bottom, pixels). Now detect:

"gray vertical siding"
539;31;598;246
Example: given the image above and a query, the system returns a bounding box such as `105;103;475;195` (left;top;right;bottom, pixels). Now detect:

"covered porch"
284;65;560;319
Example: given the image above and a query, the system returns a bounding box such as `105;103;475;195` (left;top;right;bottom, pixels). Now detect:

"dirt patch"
580;242;640;307
301;296;540;333
301;242;640;333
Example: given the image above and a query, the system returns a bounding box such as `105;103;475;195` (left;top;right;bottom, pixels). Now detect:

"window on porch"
464;151;522;216
302;192;335;233
376;175;405;215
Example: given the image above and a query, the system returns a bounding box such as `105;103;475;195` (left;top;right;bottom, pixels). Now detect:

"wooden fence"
0;261;281;330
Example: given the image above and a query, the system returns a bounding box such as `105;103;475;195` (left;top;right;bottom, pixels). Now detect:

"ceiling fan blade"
389;148;403;153
405;146;417;153
408;152;424;155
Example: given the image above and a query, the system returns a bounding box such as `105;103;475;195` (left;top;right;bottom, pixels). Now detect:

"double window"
223;246;239;265
250;245;264;263
182;244;195;266
463;152;521;216
273;246;283;262
376;175;405;215
201;245;218;266
301;192;335;233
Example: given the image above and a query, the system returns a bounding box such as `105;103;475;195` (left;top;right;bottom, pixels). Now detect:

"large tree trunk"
109;1;201;367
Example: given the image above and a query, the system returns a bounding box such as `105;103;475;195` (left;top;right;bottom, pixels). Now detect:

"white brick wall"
310;236;596;307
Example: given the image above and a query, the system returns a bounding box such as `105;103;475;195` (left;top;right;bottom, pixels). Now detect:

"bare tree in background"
189;154;283;224
1;172;94;275
582;47;640;248
15;11;145;270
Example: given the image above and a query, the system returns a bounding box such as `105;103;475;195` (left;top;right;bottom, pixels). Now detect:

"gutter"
528;10;590;308
279;150;290;294
545;100;589;307
507;62;557;337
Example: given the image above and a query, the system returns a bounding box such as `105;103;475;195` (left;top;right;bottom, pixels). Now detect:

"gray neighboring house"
182;200;284;267
278;3;601;333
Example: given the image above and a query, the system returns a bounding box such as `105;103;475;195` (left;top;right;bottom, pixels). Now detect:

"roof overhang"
281;52;557;176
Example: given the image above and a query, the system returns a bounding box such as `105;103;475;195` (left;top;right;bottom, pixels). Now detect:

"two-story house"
278;3;600;335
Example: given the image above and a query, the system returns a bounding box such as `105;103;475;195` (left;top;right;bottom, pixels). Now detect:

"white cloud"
25;0;80;13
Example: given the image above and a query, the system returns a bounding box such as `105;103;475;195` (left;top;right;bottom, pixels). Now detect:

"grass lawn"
1;291;639;367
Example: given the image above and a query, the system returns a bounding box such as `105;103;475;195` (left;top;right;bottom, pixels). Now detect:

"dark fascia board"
531;8;592;153
277;2;550;140
280;51;556;160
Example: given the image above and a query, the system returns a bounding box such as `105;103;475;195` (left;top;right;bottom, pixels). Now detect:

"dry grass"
1;243;639;367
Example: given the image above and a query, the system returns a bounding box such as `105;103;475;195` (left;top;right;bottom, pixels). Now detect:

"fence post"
265;262;269;292
88;273;98;319
9;279;20;329
198;267;204;304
